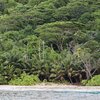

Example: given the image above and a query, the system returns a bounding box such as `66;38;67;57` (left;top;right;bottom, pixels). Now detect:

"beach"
0;83;100;91
0;83;100;100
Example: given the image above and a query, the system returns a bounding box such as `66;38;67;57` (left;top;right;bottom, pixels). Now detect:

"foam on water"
0;87;100;100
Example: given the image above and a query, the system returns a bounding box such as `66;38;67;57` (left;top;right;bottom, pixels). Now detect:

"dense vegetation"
81;75;100;86
0;0;100;85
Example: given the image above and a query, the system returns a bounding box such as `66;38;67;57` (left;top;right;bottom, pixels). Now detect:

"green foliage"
0;0;99;85
54;1;88;21
35;21;84;51
9;73;40;85
15;0;29;5
85;75;100;86
0;74;8;84
28;0;46;6
81;80;88;86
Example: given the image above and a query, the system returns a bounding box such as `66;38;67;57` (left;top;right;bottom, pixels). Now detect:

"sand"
0;83;100;91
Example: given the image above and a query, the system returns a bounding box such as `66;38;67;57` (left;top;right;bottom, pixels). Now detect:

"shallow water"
0;90;100;100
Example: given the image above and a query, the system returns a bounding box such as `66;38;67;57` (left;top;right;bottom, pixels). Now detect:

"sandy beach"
0;83;100;92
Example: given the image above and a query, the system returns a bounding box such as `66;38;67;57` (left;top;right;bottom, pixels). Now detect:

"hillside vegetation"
0;0;100;85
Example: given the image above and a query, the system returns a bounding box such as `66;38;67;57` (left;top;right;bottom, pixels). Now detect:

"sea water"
0;89;100;100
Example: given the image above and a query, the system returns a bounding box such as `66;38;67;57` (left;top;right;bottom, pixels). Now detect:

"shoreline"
0;83;100;91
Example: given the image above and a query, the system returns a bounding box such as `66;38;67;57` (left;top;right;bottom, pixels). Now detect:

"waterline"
0;86;100;100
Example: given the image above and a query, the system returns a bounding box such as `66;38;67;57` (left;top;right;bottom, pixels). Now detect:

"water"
0;89;100;100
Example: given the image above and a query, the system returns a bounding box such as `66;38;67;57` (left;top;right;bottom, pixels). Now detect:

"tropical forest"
0;0;100;86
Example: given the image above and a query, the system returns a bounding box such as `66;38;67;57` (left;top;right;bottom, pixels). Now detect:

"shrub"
0;74;8;85
85;75;100;86
81;80;88;86
9;73;41;85
86;75;100;86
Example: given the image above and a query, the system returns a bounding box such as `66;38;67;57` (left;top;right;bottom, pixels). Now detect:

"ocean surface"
0;89;100;100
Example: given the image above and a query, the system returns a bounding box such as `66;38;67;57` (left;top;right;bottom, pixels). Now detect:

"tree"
15;0;29;5
53;1;88;21
74;48;97;79
35;21;84;51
